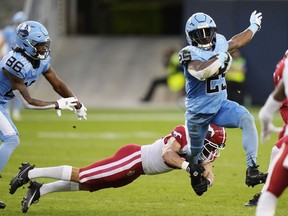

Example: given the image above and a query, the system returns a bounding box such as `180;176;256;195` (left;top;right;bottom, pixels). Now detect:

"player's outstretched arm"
3;68;79;116
162;137;185;169
228;10;262;52
43;67;87;119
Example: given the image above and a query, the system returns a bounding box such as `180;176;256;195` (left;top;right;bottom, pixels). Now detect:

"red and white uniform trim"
78;125;189;192
263;136;288;197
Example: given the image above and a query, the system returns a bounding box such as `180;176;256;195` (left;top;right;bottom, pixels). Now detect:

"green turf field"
1;107;287;216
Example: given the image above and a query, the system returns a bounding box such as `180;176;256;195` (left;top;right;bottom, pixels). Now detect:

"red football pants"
79;144;144;192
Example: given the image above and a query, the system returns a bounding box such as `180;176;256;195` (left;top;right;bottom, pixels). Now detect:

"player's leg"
0;106;20;173
245;129;286;206
185;114;212;165
10;163;74;194
11;144;144;194
256;143;288;216
0;106;20;208
213;100;267;187
21;180;79;213
185;115;212;194
21;144;144;212
79;144;144;191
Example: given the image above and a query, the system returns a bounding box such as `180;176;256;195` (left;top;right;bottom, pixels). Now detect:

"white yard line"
37;131;160;139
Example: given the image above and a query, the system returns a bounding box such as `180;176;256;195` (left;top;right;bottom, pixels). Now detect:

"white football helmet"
199;124;226;163
185;12;217;50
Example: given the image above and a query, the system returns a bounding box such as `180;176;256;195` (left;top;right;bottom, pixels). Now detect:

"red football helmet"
199;124;226;163
273;50;288;86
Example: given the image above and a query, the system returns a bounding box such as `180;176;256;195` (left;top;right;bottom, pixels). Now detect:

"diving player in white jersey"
10;124;226;213
0;21;87;206
178;11;266;195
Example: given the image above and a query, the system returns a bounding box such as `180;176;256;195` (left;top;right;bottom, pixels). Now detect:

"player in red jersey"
256;136;288;216
10;124;226;213
261;50;288;142
253;50;288;215
244;50;288;206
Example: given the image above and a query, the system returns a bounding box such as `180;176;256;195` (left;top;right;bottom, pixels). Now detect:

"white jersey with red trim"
141;125;189;175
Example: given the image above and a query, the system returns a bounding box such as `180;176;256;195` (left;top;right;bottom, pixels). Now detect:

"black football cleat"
244;193;261;206
0;201;6;209
22;181;42;213
245;165;267;187
10;162;35;194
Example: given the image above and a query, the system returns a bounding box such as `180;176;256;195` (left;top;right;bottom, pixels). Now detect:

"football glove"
179;48;191;65
56;97;78;117
192;176;210;196
74;103;87;120
250;10;262;30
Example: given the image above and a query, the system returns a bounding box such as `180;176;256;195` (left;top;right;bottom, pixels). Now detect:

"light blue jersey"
0;50;50;104
183;34;229;115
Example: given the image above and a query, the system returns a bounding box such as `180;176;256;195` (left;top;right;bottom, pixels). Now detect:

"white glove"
260;122;282;143
250;10;262;30
258;106;273;142
56;97;78;117
74;103;87;120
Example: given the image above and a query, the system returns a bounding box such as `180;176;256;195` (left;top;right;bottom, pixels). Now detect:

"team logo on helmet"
17;23;31;39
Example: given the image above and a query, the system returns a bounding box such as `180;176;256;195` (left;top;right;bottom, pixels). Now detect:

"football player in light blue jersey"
178;11;267;195
0;11;28;121
0;21;87;206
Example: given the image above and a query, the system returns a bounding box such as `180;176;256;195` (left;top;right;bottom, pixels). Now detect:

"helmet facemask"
199;124;227;163
189;27;217;50
199;139;225;163
32;41;51;60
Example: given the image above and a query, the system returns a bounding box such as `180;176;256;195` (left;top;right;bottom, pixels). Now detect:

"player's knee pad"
2;135;20;151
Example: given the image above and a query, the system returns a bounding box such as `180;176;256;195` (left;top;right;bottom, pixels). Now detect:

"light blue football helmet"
15;21;51;60
185;12;217;50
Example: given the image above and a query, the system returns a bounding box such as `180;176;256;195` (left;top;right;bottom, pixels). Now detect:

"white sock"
256;191;277;216
40;180;79;196
28;166;72;181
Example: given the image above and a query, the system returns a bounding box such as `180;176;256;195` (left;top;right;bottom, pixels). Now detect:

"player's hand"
260;122;282;143
179;48;191;65
186;163;205;176
250;10;262;30
56;97;78;117
258;106;275;142
74;103;87;120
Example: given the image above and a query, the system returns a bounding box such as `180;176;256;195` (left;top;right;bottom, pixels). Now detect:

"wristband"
181;161;189;171
207;178;212;188
248;24;259;36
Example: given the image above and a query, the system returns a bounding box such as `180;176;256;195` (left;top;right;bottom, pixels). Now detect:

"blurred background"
1;0;288;108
